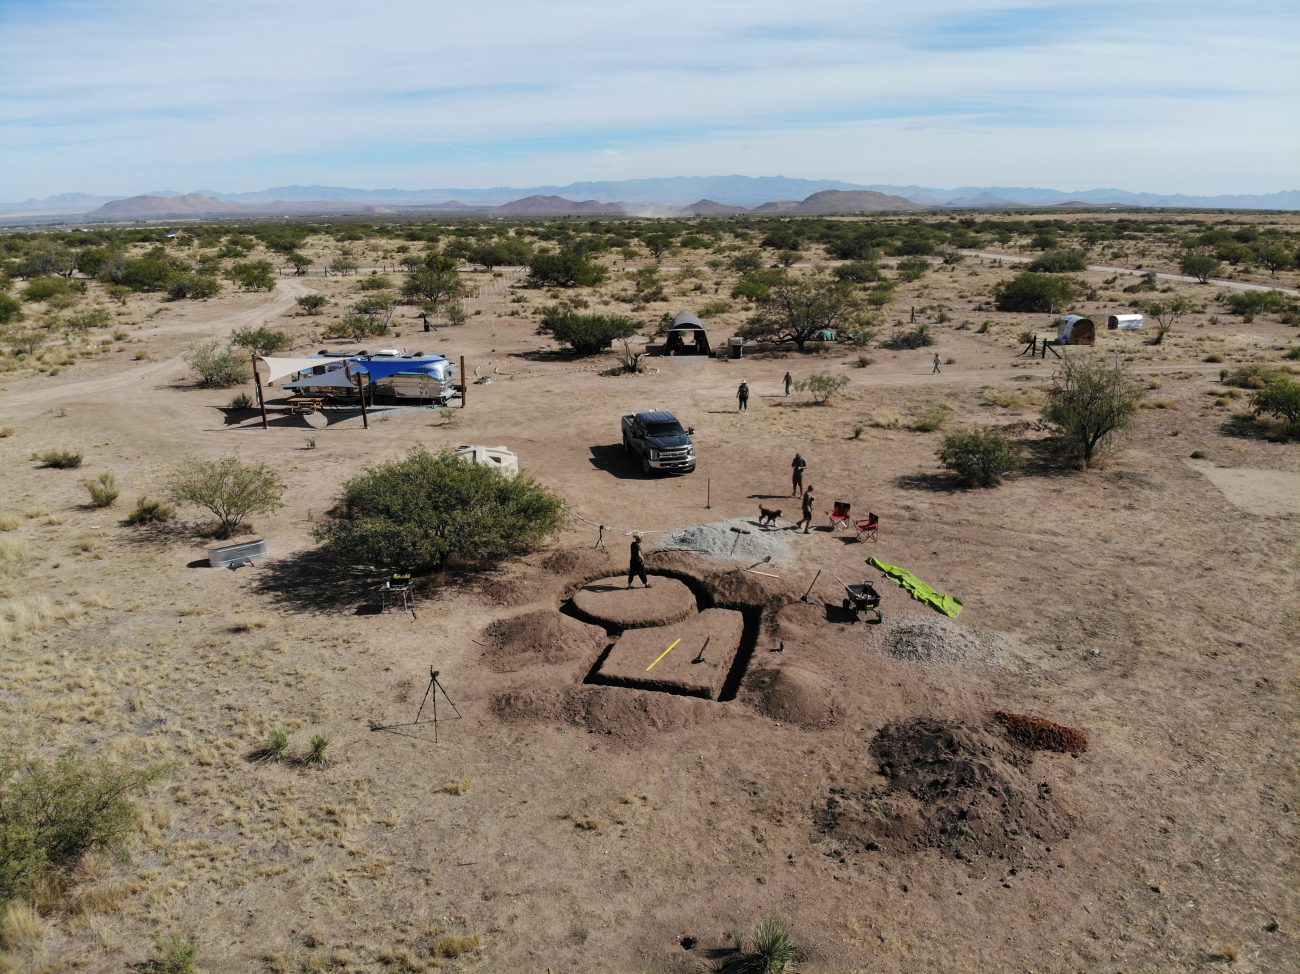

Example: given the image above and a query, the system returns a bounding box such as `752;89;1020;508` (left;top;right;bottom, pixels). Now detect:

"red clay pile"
990;710;1089;754
820;717;1075;863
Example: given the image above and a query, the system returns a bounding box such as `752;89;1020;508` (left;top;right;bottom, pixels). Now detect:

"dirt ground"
1;215;1297;973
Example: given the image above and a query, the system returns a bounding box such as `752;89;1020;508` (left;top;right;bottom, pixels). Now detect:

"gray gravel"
881;616;1008;666
655;518;793;563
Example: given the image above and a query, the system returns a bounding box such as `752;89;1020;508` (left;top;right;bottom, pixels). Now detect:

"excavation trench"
563;567;763;702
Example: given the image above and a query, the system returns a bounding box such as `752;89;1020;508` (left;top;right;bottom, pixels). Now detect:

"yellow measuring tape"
645;638;681;672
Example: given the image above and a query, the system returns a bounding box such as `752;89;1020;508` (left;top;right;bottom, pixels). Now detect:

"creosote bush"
1043;356;1145;468
315;447;566;572
0;746;165;905
185;338;250;388
168;457;285;539
938;430;1024;486
796;372;850;405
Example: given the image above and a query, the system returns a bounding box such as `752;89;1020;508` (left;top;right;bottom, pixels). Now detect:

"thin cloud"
1;0;1296;197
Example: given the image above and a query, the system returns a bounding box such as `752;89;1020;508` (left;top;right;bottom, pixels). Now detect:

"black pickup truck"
621;410;696;475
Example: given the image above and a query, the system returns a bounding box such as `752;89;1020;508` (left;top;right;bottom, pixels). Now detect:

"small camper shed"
453;444;519;478
1058;314;1096;345
1108;313;1144;330
663;312;712;356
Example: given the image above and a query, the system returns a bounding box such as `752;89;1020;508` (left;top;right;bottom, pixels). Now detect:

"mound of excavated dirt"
570;575;696;628
991;711;1089;754
744;665;841;728
819;717;1074;863
481;610;608;672
882;617;1009;666
772;599;827;642
542;547;614;578
490;684;719;741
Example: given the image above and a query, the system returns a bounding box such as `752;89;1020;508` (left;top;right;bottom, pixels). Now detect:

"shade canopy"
257;356;348;384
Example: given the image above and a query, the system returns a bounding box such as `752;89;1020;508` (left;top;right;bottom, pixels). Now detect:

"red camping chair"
854;512;880;542
826;501;851;530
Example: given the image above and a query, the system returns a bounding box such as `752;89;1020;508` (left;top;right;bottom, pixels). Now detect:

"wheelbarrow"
840;580;884;624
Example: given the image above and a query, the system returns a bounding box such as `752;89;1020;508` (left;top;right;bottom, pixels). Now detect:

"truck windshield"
644;421;684;437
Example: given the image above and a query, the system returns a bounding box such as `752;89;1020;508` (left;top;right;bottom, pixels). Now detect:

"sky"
1;0;1298;200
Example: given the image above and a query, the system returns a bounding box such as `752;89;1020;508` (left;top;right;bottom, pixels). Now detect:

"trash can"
728;337;744;359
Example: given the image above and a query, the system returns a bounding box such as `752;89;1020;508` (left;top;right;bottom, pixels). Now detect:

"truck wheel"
623;435;631;453
641;456;652;476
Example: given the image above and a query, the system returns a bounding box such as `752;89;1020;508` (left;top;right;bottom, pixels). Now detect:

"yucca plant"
261;728;289;761
304;734;330;765
723;920;798;974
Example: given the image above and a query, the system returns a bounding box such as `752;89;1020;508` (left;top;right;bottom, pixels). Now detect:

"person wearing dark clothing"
627;533;649;588
790;452;807;496
798;486;815;534
737;381;750;411
783;372;793;397
932;353;941;374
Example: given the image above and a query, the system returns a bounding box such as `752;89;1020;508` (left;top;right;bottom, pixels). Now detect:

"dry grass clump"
0;516;19;532
0;537;33;577
0;899;47;952
0;595;88;644
441;777;472;795
36;448;83;469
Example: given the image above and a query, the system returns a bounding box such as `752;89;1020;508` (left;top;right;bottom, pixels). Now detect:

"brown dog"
758;506;782;527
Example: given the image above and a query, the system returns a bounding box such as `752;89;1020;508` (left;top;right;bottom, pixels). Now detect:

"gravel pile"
656;518;792;563
882;617;1008;666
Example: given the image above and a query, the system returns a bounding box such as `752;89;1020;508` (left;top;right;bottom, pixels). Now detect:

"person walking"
932;352;942;374
790;452;807;496
798;485;815;534
737;380;750;412
783;371;793;397
627;532;650;589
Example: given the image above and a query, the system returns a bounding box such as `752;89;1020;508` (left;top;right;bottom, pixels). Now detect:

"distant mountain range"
2;175;1297;221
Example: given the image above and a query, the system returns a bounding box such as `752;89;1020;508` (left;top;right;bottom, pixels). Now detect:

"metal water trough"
206;537;268;568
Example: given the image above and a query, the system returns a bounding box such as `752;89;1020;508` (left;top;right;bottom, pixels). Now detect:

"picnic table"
287;396;326;414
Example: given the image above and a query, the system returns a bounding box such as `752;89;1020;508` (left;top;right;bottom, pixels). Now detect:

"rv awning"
348;358;447;382
257;356;349;384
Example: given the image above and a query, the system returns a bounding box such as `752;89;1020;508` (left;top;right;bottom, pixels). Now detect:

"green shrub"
1222;364;1285;389
910;405;951;432
82;472;119;508
526;250;608;288
796;372;850;405
0;747;165;904
357;274;393;291
125;497;175;526
167;275;222;300
321;313;389;340
63;308;111;332
230;327;292;356
1225;290;1292;322
167;458;283;539
147;933;197;974
229;392;254;409
834;260;882;283
1043;357;1145;467
1250;377;1300;429
228;260;276;291
1028;249;1087;272
315;447;566;572
185;338;250;388
1179;252;1222;283
537;308;637;356
20;277;76;303
0;293;23;325
38;449;83;469
895;256;931;281
882;324;934;350
993;272;1075;313
938;430;1023;486
295;293;328;315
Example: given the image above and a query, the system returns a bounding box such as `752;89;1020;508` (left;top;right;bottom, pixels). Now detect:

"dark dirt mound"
744;665;841;728
771;599;827;642
819;717;1074;863
490;684;719;741
542;547;614;578
990;711;1089;754
481;610;608;672
473;570;547;608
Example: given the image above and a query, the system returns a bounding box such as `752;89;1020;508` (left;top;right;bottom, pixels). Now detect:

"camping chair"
826;501;852;531
854;512;880;542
